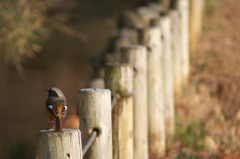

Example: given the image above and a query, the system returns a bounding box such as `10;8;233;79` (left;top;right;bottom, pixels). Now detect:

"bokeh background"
1;0;240;158
0;0;134;158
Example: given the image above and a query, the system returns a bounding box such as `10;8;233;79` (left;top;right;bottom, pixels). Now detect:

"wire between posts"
82;129;98;156
111;91;135;110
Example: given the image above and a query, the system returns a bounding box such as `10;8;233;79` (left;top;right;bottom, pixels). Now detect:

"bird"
45;88;67;132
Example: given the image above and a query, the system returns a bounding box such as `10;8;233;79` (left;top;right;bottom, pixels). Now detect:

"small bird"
45;88;67;132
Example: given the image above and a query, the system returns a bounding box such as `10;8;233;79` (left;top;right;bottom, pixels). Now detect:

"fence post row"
105;64;134;159
37;129;82;159
36;0;203;158
138;26;166;158
79;88;112;159
120;45;148;159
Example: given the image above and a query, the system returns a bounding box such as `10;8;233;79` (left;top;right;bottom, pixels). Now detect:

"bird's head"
46;87;66;100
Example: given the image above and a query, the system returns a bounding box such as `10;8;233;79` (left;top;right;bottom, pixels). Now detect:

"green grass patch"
205;0;220;12
175;121;207;150
177;152;201;159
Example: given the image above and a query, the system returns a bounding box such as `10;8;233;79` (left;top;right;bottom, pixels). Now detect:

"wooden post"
79;89;112;159
170;0;190;84
120;45;148;159
105;28;138;63
170;10;182;95
189;0;204;53
138;27;166;158
148;2;166;12
179;0;190;84
87;78;105;88
170;0;178;9
118;10;145;29
137;28;149;45
104;64;133;159
37;129;82;159
136;6;159;26
160;14;175;140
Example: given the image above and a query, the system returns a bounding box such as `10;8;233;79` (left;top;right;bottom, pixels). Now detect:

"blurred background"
1;0;240;158
0;0;144;158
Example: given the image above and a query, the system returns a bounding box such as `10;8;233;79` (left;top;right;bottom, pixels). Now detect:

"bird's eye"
63;106;67;110
47;105;53;109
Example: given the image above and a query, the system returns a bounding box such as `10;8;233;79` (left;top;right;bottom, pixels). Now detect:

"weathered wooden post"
169;10;182;95
136;6;159;27
189;0;204;53
37;129;82;159
120;45;148;159
179;0;190;84
170;0;190;84
159;13;175;140
104;64;133;159
79;88;112;159
138;27;166;157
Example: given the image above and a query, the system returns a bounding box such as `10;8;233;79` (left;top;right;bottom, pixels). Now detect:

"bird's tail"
54;117;62;132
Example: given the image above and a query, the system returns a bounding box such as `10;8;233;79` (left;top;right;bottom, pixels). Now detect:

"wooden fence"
36;0;204;158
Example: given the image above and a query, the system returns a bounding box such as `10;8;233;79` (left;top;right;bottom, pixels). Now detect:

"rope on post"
111;91;135;110
82;129;98;156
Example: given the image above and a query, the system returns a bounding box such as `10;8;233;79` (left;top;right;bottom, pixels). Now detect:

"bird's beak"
45;88;49;92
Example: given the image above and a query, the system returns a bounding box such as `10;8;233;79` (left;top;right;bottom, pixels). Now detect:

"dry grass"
168;0;240;158
0;0;49;72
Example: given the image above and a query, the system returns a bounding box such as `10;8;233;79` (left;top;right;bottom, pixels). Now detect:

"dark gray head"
46;87;66;100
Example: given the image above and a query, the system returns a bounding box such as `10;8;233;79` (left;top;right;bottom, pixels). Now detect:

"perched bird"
45;88;67;132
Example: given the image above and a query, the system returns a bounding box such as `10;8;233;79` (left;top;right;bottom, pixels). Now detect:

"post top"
150;17;160;27
105;63;132;67
169;9;178;14
38;129;80;134
159;10;169;17
121;45;146;49
137;27;150;32
79;88;111;93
